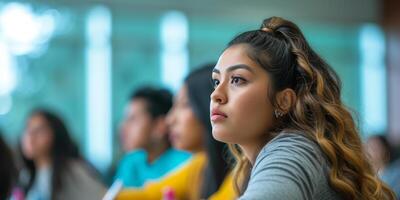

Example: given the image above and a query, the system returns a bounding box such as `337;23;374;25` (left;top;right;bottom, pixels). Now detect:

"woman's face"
167;85;205;152
365;137;388;172
22;114;54;160
210;44;275;146
120;99;154;152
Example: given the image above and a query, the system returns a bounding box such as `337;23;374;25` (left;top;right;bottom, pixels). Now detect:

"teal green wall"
0;3;371;168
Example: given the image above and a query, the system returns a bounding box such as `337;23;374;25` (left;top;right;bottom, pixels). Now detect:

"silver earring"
274;110;284;118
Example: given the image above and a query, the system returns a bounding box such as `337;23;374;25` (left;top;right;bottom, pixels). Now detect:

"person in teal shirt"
115;148;190;187
115;86;190;188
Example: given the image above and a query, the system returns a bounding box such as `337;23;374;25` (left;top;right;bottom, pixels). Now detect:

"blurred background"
0;0;399;174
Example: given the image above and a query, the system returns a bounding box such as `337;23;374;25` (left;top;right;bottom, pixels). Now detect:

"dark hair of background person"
185;63;230;199
130;87;173;147
20;108;81;200
0;130;17;200
130;86;173;119
225;16;395;200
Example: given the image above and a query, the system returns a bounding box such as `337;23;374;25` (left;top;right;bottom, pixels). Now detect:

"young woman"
21;109;105;200
210;16;395;200
116;64;235;200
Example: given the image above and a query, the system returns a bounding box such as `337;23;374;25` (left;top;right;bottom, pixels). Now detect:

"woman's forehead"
215;45;260;72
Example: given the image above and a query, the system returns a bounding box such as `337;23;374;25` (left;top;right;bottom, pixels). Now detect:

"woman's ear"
276;88;296;113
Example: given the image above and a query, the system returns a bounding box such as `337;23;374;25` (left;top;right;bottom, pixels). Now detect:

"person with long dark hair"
210;16;395;199
0;130;17;200
116;64;235;200
20;109;105;200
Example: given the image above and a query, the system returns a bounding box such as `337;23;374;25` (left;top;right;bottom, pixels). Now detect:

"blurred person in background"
20;108;105;200
116;64;236;200
114;86;190;187
365;135;400;199
0;130;17;200
382;156;400;199
365;135;393;175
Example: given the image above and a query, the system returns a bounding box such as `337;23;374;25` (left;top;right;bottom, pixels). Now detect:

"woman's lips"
211;108;227;122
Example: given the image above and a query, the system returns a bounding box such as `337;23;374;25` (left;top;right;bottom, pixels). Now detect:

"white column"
359;24;387;137
160;11;189;92
85;5;112;172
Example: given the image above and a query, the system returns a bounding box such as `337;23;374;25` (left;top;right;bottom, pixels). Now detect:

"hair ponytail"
227;16;395;200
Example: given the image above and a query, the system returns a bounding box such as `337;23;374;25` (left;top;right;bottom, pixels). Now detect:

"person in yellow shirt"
116;63;236;200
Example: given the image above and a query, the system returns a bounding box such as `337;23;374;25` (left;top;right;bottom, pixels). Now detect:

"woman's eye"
231;76;246;85
212;79;220;88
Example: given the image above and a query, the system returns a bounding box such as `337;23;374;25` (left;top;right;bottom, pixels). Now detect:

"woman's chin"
212;130;231;143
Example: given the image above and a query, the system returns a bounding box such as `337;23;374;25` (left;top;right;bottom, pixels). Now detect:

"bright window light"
359;24;387;136
160;11;189;92
0;41;17;96
0;2;56;55
85;5;112;173
0;94;13;115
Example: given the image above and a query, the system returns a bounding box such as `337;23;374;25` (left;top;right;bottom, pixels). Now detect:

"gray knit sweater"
239;132;342;200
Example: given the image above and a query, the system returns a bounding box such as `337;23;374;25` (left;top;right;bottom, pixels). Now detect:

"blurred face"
167;85;204;152
120;99;153;152
365;137;387;172
210;44;275;145
22;114;54;160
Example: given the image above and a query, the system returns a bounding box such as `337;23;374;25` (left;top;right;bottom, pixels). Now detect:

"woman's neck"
240;144;264;165
185;140;206;155
240;135;273;165
146;140;170;164
183;143;206;155
190;147;206;154
35;156;51;169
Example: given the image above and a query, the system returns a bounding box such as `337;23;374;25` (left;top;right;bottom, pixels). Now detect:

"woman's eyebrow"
212;64;255;74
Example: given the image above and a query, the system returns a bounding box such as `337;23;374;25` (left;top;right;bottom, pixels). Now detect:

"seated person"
115;87;190;188
116;64;236;200
20;109;105;200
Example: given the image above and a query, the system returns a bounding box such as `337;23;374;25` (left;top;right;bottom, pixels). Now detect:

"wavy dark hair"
21;109;81;199
185;63;231;199
226;17;395;200
0;131;17;200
